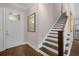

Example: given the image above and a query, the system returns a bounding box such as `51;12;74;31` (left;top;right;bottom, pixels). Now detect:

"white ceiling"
1;3;35;11
13;3;35;10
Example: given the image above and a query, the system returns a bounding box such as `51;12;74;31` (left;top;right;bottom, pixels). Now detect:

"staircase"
38;12;68;56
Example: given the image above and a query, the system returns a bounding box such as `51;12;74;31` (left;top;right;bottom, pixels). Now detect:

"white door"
5;8;24;48
0;7;4;51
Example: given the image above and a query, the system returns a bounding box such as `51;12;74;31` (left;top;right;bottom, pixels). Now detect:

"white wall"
24;4;39;48
24;3;61;49
0;7;4;51
38;4;58;45
53;3;62;20
73;4;79;39
73;4;79;17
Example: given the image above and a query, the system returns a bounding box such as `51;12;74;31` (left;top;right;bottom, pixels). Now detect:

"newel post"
58;31;64;56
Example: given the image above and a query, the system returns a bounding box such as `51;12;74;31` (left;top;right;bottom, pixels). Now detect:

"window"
9;12;20;21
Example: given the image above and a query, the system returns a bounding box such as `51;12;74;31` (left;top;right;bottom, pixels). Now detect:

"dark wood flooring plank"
70;40;79;56
0;44;40;56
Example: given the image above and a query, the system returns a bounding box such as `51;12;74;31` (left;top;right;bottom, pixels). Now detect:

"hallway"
70;40;79;56
0;3;78;56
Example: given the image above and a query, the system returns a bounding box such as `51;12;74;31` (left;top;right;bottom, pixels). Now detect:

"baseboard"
0;48;6;52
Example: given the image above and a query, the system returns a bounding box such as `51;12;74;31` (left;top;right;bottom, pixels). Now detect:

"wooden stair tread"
53;27;62;29
49;31;58;33
57;21;65;24
43;42;58;50
47;35;58;38
45;39;58;44
46;37;58;42
54;25;63;28
56;23;64;25
40;47;57;56
55;24;64;26
51;30;58;31
56;22;66;24
49;32;58;35
51;29;62;31
47;34;58;37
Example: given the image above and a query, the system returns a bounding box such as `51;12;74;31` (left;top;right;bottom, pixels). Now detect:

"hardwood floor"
2;39;79;56
70;39;79;56
0;44;43;56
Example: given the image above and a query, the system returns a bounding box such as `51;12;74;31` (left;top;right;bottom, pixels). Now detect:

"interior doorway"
0;8;24;51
